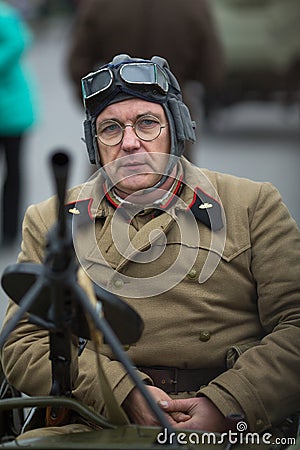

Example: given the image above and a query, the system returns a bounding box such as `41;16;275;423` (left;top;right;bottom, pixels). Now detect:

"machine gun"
0;150;181;447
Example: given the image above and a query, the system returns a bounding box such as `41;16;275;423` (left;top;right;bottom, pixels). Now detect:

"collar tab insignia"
69;207;80;215
187;187;224;231
199;202;213;209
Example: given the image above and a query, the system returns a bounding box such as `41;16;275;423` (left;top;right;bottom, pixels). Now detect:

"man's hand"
158;396;228;432
122;386;190;426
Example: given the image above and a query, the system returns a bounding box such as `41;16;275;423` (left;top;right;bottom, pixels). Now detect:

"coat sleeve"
1;201;149;416
200;182;300;433
1;202;55;396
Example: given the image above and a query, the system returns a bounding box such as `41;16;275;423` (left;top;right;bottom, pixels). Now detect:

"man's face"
95;99;171;195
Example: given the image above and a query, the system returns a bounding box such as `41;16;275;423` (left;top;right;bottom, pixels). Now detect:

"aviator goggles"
82;62;169;117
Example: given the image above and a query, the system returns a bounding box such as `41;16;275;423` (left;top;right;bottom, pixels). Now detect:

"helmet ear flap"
167;97;196;144
179;101;196;143
83;119;97;164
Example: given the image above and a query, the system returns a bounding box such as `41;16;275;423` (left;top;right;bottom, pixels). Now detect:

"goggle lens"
82;68;113;99
120;63;168;93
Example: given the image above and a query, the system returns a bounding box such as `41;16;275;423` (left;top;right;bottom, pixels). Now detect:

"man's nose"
120;125;141;151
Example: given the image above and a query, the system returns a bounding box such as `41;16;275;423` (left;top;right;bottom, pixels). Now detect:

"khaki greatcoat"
2;159;300;434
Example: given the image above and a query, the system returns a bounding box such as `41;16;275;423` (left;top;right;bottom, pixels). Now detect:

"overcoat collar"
65;158;224;232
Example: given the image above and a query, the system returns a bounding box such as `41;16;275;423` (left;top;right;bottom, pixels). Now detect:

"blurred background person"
66;0;226;163
0;0;38;248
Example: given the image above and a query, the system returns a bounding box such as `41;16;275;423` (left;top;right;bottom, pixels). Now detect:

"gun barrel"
51;151;70;237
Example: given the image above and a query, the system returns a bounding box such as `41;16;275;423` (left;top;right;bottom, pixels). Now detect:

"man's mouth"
119;161;151;172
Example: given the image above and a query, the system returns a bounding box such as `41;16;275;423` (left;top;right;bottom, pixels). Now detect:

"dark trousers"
0;135;23;243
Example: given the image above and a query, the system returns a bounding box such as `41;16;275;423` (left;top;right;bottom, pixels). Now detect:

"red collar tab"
104;186;120;209
187;187;224;231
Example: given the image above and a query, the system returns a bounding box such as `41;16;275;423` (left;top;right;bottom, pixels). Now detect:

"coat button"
187;268;197;279
113;278;124;289
199;330;211;342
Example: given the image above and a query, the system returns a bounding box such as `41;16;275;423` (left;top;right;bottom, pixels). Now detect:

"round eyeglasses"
95;115;168;146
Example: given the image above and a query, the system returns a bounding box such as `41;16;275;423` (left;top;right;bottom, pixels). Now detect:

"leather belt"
138;366;224;394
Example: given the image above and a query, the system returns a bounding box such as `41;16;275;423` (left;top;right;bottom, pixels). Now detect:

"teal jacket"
0;1;37;135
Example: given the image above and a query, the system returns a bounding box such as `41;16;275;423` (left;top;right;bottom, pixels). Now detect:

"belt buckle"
170;367;178;394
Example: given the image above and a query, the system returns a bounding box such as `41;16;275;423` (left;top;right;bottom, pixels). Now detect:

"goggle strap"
106;58;152;69
88;87;124;118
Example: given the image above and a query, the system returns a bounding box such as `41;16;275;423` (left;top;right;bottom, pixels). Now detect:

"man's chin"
115;176;162;197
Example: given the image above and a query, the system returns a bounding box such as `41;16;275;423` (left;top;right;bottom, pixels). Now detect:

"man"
1;54;300;438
